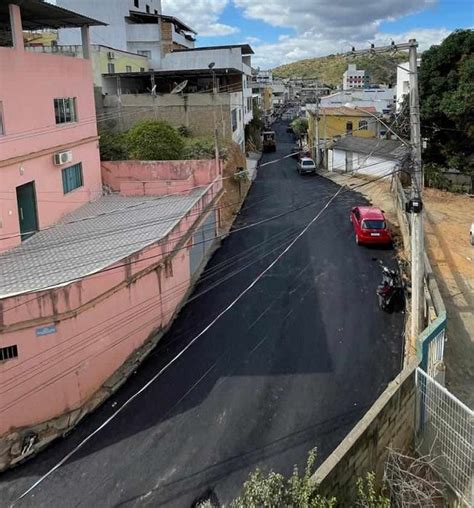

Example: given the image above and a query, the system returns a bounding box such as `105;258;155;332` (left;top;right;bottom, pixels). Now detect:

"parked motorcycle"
376;261;404;312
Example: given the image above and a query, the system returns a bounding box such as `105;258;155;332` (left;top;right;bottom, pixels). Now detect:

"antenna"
170;80;188;94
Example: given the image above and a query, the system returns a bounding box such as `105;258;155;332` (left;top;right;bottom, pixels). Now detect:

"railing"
25;45;81;57
416;368;474;506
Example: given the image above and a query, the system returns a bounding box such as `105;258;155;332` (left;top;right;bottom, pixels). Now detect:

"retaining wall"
312;361;418;505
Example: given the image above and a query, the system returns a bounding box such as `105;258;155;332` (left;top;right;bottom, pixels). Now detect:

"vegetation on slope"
273;52;408;86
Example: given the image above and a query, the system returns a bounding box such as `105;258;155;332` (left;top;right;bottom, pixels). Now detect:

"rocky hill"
273;52;408;87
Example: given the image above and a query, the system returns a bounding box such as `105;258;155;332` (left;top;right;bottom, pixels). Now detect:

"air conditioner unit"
53;151;73;166
107;51;115;59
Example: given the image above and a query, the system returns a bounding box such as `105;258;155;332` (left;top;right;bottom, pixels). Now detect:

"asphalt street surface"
1;122;404;507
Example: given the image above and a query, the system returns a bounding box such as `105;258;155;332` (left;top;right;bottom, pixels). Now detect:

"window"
140;67;145;72
107;62;115;73
346;121;353;133
146;4;150;13
0;345;18;362
362;220;385;230
54;98;77;124
126;65;132;72
359;120;368;130
62;163;83;194
137;50;151;59
154;9;158;14
134;0;139;7
0;101;4;135
231;109;238;132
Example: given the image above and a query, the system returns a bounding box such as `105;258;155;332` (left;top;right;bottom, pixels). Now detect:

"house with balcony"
0;0;223;470
99;44;254;153
57;0;195;69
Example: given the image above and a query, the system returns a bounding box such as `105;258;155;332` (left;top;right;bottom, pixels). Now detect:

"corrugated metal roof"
0;189;207;299
332;136;408;160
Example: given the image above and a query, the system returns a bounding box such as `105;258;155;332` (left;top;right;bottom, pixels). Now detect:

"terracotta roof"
319;106;378;116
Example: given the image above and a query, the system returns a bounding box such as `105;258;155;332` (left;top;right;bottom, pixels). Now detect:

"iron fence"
415;368;474;506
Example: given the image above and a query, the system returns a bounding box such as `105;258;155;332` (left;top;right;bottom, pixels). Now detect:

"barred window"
0;345;18;362
359;120;368;130
54;98;77;124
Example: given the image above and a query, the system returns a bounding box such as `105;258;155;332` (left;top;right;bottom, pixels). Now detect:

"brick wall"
311;361;418;504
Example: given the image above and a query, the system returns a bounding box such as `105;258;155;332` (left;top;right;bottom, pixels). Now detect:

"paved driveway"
0;121;404;507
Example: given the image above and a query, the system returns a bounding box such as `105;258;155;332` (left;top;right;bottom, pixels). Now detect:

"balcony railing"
25;44;82;57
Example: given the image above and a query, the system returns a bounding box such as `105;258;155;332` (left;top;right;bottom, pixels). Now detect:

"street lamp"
208;61;216;94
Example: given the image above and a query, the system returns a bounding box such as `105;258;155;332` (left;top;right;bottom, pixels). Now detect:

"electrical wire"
11;179;346;505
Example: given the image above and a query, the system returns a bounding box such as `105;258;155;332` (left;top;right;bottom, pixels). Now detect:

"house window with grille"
107;62;115;73
54;98;77;124
134;0;139;7
0;345;18;362
359;120;368;130
126;65;132;72
62;163;83;194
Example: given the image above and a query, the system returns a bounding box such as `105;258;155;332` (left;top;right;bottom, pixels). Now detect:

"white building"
320;88;395;114
57;0;195;69
396;59;421;112
255;70;273;83
162;44;253;147
343;64;369;89
328;137;407;175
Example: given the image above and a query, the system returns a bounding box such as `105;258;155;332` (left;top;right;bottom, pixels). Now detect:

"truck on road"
262;130;276;152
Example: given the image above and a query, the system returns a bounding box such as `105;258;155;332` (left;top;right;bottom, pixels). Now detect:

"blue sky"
162;0;473;67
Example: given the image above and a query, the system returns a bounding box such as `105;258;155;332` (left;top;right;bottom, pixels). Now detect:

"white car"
297;157;316;175
470;223;474;245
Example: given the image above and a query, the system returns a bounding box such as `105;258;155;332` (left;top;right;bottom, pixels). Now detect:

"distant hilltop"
273;52;408;87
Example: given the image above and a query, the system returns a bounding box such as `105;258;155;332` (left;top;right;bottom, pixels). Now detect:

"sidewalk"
320;169;474;408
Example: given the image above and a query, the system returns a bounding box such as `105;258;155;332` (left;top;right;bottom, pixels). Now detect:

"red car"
350;206;392;245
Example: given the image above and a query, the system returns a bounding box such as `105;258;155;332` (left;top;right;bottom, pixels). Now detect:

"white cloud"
161;0;239;36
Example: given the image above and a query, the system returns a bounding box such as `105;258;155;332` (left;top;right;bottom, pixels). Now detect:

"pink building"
0;1;106;253
0;1;223;471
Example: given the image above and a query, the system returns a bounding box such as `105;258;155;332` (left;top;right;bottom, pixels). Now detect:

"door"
16;181;38;241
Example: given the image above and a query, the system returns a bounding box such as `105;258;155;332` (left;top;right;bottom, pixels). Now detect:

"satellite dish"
170;80;188;94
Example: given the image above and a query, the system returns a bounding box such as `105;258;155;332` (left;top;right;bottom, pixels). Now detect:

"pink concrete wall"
0;44;101;251
101;160;219;196
0;48;97;159
0;183;221;434
0;141;103;252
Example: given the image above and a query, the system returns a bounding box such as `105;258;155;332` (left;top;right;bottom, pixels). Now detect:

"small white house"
328;137;407;176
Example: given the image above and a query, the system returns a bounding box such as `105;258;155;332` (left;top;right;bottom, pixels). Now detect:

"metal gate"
189;209;216;277
415;368;474;506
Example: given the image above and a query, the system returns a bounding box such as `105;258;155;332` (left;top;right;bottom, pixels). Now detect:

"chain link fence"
415;368;474;506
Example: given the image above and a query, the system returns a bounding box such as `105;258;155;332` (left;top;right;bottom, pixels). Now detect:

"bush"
182;137;215;160
177;125;192;137
291;117;309;136
126;120;185;160
99;130;128;161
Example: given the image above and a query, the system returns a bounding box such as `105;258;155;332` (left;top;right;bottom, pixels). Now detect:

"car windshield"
302;160;314;165
362;220;385;229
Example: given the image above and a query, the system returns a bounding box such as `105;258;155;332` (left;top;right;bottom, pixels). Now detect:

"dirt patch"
423;189;474;408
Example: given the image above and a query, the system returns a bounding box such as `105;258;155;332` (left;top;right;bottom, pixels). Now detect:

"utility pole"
346;40;425;342
314;103;321;168
408;39;424;340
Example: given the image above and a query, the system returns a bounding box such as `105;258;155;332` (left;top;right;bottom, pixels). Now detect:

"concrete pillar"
81;25;91;59
9;4;24;51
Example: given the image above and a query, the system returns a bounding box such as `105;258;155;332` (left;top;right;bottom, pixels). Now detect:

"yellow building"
307;106;379;156
92;45;149;88
262;86;273;113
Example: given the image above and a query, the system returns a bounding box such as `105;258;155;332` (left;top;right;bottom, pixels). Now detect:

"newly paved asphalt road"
1;122;404;507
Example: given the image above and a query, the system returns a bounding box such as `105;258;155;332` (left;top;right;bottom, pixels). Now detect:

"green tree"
419;29;474;175
291;117;309;136
126;120;185;160
99;130;128;161
230;449;336;508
